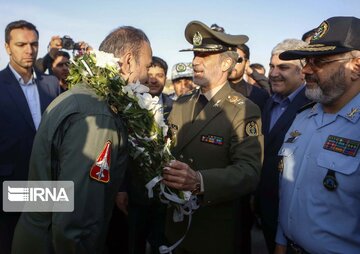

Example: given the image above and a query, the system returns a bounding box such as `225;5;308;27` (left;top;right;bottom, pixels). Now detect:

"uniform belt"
285;236;310;254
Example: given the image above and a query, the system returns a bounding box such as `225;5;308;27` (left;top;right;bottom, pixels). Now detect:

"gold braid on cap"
296;44;336;52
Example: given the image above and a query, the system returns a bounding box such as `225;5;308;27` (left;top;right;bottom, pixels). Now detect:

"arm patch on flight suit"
245;121;259;137
89;141;112;183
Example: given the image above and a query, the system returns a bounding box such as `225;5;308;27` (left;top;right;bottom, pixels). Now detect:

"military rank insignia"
245;121;259;137
346;107;360;120
323;135;360;157
285;130;301;143
90;141;112;183
201;134;224;146
227;95;244;105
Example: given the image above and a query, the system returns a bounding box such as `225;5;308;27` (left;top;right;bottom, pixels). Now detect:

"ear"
350;57;360;81
222;57;233;72
5;43;11;55
119;51;132;79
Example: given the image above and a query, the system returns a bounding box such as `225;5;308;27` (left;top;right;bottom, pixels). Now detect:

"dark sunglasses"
237;57;245;64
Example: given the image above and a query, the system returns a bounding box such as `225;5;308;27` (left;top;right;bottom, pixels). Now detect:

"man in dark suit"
227;42;269;254
0;20;59;254
229;43;270;112
162;21;263;254
256;39;312;254
146;56;173;121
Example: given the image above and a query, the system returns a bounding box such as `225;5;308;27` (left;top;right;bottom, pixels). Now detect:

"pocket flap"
317;151;360;175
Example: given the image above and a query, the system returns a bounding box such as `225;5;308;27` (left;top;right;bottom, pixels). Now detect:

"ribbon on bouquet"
145;175;200;254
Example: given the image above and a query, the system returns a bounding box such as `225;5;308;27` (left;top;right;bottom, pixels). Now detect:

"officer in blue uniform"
274;16;360;254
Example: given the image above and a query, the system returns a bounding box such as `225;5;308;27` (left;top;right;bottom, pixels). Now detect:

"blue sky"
0;0;359;77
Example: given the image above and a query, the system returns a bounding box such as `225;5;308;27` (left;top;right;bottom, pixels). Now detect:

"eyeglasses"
237;57;246;64
301;57;355;69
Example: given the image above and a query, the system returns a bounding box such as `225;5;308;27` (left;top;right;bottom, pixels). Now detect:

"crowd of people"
0;15;359;254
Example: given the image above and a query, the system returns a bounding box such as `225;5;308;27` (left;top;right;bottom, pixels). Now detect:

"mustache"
269;77;284;82
305;74;318;83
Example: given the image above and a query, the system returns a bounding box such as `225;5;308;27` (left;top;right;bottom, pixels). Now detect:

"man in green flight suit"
11;26;152;254
162;21;264;254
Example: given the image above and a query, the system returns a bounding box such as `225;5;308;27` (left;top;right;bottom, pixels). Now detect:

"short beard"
305;66;346;105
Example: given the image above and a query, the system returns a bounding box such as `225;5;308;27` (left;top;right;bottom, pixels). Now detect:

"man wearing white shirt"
0;20;59;254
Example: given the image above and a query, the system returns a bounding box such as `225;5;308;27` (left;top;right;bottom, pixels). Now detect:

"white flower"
122;86;135;98
136;93;159;111
92;50;120;69
127;81;150;93
123;81;150;99
153;109;168;136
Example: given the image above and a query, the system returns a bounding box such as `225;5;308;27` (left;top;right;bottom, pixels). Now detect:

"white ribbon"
145;176;200;254
145;175;163;198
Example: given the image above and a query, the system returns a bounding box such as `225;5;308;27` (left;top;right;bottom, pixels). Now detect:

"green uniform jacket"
165;83;264;254
12;84;128;254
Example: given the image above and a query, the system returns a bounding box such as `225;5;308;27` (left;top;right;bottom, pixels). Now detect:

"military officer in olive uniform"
162;21;264;254
11;26;153;254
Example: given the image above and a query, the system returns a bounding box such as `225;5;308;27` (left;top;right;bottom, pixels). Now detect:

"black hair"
237;44;250;59
5;20;39;43
150;56;168;76
250;63;265;72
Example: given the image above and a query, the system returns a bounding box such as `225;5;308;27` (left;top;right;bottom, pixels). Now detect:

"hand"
77;41;92;53
115;192;128;215
274;244;287;254
245;64;253;76
48;36;62;58
162;160;199;192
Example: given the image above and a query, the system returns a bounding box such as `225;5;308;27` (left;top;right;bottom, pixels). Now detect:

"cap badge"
193;31;203;46
311;21;329;41
176;63;186;72
90;141;112;183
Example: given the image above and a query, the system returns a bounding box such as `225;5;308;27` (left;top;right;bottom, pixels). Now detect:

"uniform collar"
307;93;360;124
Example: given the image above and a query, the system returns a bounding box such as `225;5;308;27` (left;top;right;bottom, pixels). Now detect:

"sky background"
0;0;359;77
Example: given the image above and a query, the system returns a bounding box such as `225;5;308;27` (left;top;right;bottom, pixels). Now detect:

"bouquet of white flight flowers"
67;50;197;212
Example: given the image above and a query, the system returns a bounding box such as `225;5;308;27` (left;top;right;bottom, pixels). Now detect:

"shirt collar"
200;82;226;101
272;84;305;104
8;64;37;86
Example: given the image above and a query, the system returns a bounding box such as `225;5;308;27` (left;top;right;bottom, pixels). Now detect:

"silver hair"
271;39;308;68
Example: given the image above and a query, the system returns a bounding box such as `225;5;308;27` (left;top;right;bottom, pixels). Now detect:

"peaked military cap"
280;16;360;60
171;62;193;81
180;20;249;52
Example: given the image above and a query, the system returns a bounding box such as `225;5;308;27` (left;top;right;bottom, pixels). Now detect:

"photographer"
35;35;91;74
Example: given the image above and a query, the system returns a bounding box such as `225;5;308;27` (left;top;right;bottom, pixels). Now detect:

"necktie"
193;94;208;119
